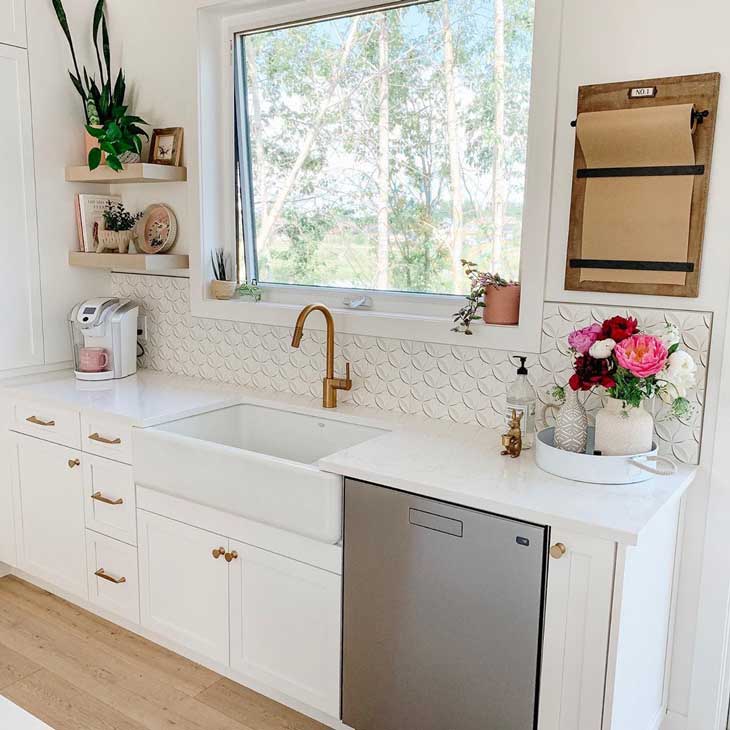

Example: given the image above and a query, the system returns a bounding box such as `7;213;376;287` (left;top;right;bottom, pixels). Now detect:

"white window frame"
191;0;562;350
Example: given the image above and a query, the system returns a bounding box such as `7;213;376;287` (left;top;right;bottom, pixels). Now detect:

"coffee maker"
68;298;139;381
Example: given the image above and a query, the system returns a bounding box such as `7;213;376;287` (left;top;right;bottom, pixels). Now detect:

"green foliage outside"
240;0;535;295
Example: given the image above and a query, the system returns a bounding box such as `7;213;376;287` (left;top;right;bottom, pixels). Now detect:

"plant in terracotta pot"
97;201;142;254
50;0;149;171
451;260;520;334
566;317;696;456
211;249;237;300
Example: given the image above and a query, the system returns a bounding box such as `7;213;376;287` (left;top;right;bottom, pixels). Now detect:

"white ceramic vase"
594;397;654;456
554;388;588;453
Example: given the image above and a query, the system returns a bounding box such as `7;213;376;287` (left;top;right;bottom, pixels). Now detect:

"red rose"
569;355;616;391
601;316;638;343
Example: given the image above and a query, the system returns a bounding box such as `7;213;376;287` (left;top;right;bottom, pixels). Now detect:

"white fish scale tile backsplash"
112;274;711;465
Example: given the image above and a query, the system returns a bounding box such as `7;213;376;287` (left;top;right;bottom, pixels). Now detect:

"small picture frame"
149;127;183;166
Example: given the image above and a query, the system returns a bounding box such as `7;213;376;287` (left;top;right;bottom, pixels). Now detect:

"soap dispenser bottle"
505;356;537;449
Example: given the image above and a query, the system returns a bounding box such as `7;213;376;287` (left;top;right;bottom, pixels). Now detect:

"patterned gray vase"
554;388;588;453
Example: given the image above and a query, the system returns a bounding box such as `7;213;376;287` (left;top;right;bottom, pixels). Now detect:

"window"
233;0;536;298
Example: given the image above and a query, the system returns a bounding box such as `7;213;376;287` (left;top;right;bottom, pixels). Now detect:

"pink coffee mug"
79;347;109;373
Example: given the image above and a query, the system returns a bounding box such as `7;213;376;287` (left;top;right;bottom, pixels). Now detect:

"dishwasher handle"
409;508;463;537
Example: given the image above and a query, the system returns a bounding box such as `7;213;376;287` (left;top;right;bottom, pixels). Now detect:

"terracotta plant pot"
84;128;106;165
211;280;237;300
483;283;521;325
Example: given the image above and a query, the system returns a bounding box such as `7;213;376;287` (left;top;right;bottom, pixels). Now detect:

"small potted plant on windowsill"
452;260;520;334
211;249;237;300
96;201;141;254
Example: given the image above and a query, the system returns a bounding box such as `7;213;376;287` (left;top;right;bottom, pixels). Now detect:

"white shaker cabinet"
539;530;616;730
0;0;26;47
0;43;43;371
138;510;230;665
11;433;87;597
229;541;342;717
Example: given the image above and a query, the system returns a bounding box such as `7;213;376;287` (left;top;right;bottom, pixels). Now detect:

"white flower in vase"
588;338;616;359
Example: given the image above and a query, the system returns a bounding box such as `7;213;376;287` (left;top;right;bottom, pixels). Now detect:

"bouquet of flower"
566;315;696;418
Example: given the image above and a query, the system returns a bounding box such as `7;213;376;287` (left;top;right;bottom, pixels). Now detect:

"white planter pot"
594;397;654;456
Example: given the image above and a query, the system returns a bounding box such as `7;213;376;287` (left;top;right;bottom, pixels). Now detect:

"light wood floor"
0;576;328;730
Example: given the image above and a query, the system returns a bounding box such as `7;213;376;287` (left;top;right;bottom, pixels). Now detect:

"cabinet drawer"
82;414;133;464
11;398;81;448
83;455;136;545
86;530;140;624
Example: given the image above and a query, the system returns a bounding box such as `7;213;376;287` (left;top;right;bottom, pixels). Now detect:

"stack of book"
74;194;121;253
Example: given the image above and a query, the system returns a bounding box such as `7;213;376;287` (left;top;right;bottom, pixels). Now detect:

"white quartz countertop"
318;428;695;546
0;370;242;427
2;369;695;544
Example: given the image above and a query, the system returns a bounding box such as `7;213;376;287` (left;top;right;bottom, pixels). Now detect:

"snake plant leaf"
88;146;102;170
92;0;105;85
68;72;86;102
113;69;126;107
101;13;111;86
127;124;149;139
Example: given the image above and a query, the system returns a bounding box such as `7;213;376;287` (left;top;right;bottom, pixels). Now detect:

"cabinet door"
538;529;616;730
229;541;341;717
138;510;229;665
0;0;26;47
0;400;16;566
12;434;86;597
0;43;42;371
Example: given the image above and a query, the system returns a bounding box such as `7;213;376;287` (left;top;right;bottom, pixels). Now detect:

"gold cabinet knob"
212;547;226;559
550;543;567;560
224;551;239;563
68;458;81;469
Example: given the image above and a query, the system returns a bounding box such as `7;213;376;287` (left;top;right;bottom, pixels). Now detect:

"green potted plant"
97;201;142;254
452;260;520;334
211;249;237;300
50;0;149;171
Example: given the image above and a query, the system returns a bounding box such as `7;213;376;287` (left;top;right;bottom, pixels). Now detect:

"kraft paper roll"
576;104;696;286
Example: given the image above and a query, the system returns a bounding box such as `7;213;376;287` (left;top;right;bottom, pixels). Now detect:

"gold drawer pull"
68;459;81;469
550;543;567;560
89;432;122;445
94;569;126;584
26;416;55;427
212;547;226;559
91;491;123;506
224;551;239;563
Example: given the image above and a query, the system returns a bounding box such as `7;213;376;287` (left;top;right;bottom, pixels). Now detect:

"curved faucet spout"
291;304;351;407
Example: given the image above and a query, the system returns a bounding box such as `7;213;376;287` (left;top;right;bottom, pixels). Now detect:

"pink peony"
614;334;668;378
568;323;602;354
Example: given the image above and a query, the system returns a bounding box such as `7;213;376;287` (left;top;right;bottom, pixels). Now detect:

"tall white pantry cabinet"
0;0;44;372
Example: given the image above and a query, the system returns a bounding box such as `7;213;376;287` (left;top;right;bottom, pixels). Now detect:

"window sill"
191;295;535;351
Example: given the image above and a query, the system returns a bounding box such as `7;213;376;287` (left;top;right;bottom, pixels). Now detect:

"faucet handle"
345;362;351;383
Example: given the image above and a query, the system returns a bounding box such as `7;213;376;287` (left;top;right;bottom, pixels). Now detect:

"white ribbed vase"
594;397;654;456
554;389;588;453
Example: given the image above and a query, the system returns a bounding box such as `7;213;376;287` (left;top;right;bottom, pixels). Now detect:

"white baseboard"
0;563;10;578
662;710;688;730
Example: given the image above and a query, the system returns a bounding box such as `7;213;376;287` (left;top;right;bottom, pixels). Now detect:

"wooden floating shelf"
65;163;187;184
69;252;189;272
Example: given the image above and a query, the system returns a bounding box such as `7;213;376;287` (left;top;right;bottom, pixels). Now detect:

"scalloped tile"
112;275;711;464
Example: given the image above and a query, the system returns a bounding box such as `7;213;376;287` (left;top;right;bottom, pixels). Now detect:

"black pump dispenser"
514;356;528;376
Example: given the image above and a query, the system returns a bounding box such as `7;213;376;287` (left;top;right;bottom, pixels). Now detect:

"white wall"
77;0;730;725
26;0;110;365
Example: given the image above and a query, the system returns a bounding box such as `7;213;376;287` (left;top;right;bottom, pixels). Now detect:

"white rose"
589;338;616;359
659;350;697;399
654;322;681;349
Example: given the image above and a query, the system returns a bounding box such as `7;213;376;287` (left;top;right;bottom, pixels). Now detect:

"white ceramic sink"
132;404;387;543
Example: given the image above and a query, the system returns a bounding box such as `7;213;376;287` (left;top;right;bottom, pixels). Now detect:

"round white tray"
535;427;676;485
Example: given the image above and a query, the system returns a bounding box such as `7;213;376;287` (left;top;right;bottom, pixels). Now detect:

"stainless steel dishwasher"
342;479;548;730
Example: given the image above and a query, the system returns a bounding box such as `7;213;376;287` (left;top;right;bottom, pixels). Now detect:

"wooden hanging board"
564;72;720;297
